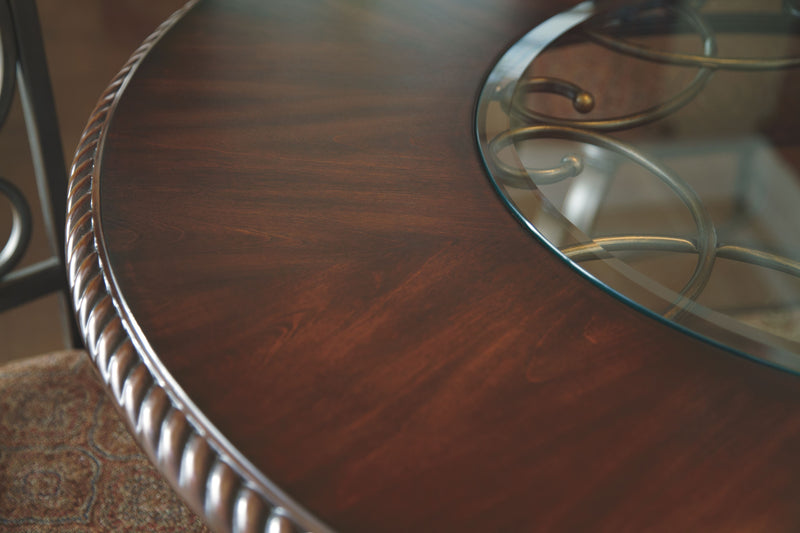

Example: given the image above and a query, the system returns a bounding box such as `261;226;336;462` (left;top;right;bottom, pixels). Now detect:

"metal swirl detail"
489;124;718;317
511;3;717;132
0;177;31;278
483;0;800;322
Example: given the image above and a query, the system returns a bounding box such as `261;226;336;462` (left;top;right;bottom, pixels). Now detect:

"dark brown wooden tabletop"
67;0;800;531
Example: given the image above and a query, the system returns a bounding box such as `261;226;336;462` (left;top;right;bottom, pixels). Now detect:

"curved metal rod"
514;77;595;113
489;124;718;314
562;235;800;279
491;150;584;187
511;4;717;132
562;235;696;261
0;177;32;279
720;245;800;278
583;9;800;71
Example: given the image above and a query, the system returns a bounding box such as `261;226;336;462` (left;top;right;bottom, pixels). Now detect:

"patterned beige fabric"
0;350;210;532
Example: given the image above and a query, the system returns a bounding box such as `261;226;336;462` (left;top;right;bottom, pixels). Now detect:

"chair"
0;350;211;531
0;0;78;347
0;2;208;530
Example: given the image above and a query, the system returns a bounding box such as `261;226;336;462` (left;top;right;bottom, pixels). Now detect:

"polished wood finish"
87;0;800;530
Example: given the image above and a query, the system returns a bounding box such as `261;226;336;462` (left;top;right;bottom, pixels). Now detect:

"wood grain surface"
90;0;800;530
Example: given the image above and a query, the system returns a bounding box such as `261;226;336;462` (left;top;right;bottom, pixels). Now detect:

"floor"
0;0;186;364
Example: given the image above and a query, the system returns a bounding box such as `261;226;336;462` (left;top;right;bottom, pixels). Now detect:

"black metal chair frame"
0;0;80;346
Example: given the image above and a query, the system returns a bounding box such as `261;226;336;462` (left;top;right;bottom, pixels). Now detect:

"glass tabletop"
476;0;800;371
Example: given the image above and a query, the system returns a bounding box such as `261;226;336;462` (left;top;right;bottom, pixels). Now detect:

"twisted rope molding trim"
65;3;329;532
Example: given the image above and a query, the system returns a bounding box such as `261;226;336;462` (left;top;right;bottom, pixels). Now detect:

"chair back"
0;0;79;346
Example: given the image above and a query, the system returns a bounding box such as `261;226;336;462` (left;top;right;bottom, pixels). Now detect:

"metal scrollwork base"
477;0;800;365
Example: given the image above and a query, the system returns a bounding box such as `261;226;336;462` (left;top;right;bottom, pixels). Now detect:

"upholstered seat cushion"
0;350;210;531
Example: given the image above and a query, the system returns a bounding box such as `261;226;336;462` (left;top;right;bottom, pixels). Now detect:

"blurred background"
0;0;185;364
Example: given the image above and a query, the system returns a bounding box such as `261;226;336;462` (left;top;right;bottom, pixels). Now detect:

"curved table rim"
65;1;800;531
66;2;330;531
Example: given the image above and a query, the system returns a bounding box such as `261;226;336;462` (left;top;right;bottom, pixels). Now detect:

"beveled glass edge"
474;0;800;374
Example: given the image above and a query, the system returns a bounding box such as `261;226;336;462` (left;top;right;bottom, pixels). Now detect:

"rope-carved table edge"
65;2;333;531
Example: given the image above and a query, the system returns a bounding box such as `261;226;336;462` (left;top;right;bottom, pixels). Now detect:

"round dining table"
66;0;800;531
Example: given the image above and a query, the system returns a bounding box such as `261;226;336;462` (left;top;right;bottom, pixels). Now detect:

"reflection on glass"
476;0;800;370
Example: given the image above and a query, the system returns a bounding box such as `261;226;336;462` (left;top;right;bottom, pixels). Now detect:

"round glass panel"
476;0;800;371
